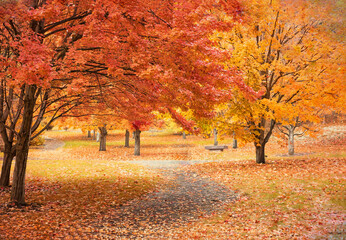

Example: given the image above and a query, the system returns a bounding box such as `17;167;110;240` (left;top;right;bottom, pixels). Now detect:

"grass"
0;124;345;239
173;155;345;238
0;132;164;240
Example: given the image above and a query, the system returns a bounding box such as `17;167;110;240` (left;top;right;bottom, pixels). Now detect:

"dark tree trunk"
99;126;107;151
253;118;275;164
182;132;186;139
11;85;37;205
288;127;295;155
254;120;266;164
213;128;218;146
256;144;265;164
134;129;141;156
87;130;91;138
0;88;16;187
0;148;15;187
125;129;130;148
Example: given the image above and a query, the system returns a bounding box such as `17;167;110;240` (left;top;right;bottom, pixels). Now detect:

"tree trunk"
288;127;295;155
232;131;237;149
99;126;107;151
213;128;218;146
87;130;91;138
134;129;141;156
255;144;265;164
11;85;37;205
255;122;266;164
253;118;275;164
125;129;130;148
0;149;15;187
92;129;96;140
96;131;100;142
233;139;238;149
182;132;186;139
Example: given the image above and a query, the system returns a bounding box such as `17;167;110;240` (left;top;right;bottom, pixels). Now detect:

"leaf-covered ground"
174;158;345;239
0;136;163;239
0;125;345;239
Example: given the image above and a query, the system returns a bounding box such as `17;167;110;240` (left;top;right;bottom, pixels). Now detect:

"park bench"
205;145;228;151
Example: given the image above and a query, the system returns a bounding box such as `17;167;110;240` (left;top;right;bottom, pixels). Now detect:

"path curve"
35;138;236;239
94;160;237;239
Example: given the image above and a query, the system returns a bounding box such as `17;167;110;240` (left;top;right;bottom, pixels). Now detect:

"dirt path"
27;137;65;160
36;139;236;239
93;160;237;239
42;137;65;150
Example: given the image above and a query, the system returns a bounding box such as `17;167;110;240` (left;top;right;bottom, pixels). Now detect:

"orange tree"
211;0;344;163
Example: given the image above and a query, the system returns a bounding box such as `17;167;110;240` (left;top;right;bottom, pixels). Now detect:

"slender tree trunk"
288;127;294;155
87;130;91;138
255;144;265;164
134;129;141;156
11;85;37;205
92;129;96;140
96;132;100;142
233;139;238;149
232;131;237;149
99;126;107;151
213;128;218;146
125;129;130;148
0;148;15;187
182;132;186;139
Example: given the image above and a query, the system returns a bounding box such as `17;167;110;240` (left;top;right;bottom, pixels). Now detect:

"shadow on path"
29;138;236;239
95;160;237;239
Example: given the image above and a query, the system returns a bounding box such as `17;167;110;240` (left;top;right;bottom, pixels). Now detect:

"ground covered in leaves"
0;125;345;239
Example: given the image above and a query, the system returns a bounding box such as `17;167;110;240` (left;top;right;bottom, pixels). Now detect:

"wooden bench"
205;145;228;151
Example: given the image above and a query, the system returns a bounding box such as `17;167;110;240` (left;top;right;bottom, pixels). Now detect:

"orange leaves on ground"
177;156;345;238
1;126;344;239
0;144;163;239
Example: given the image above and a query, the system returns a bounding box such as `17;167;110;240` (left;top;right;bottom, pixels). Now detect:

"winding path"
40;139;236;239
95;160;237;239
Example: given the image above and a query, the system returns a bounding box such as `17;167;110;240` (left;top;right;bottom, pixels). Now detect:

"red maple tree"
0;0;249;205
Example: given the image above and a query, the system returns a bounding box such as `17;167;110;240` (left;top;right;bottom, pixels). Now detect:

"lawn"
173;157;345;239
0;131;164;239
0;125;345;239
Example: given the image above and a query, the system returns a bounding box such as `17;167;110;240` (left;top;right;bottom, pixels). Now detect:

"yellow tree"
214;0;344;163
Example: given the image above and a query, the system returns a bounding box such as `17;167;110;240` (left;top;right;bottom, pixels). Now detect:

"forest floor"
0;124;345;239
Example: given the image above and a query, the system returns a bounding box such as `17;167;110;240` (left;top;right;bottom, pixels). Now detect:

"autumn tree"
0;1;98;193
276;117;317;155
0;1;119;205
0;0;248;205
213;0;343;163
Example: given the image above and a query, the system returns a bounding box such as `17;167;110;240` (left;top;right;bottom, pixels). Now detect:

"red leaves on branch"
1;0;252;117
168;108;199;134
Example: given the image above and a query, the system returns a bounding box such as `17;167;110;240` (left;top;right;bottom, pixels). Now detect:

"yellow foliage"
210;0;344;146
